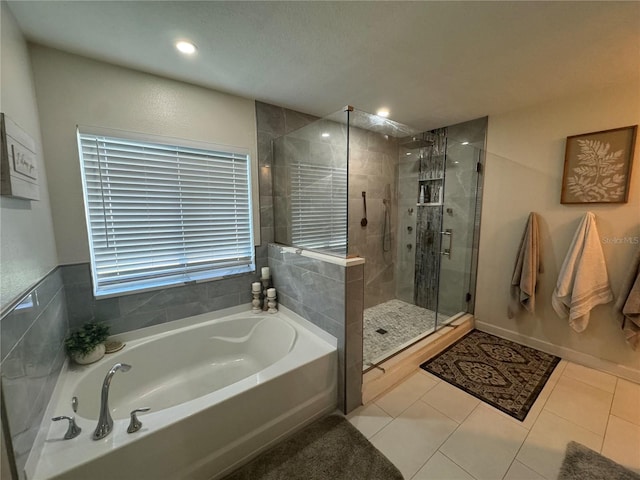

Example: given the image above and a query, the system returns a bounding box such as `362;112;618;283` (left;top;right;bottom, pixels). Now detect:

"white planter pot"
73;343;106;365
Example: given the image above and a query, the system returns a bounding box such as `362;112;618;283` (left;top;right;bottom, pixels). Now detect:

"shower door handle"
440;228;452;258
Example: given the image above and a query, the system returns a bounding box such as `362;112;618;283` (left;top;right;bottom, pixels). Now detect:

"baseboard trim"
475;321;640;384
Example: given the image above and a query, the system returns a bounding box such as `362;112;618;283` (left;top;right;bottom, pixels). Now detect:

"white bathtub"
29;305;337;480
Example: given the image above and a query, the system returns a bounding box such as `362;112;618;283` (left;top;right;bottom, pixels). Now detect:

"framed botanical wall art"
561;125;637;204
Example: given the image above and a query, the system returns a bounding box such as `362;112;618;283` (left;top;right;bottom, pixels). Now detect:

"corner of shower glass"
271;106;350;257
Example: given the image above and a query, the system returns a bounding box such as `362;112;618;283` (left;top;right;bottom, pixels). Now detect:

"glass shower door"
436;118;487;326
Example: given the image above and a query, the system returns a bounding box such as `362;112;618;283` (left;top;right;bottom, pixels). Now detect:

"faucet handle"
52;415;82;440
127;407;150;434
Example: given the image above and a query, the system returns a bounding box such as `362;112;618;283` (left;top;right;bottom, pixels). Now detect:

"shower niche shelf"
418;178;443;205
417;202;443;207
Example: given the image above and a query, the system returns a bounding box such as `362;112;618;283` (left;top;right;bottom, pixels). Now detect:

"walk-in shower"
271;106;485;372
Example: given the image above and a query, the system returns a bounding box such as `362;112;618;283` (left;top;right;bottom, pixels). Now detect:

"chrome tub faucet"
93;363;131;440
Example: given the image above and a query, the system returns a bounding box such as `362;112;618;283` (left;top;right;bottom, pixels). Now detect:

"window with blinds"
290;162;347;255
77;129;255;297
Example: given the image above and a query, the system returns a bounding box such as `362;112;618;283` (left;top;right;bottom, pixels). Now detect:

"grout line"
348;407;393;441
438;446;480;480
417;392;479;425
409;415;467;479
373;377;433;419
407;450;439;480
505;373;562;479
599;377;619;453
561;369;618;395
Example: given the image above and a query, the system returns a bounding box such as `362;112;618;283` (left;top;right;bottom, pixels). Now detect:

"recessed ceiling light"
321;132;330;138
461;141;469;145
406;152;412;156
176;41;197;55
376;108;390;118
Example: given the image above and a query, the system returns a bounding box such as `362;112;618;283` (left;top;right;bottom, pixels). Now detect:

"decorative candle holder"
267;294;278;314
251;290;261;313
261;277;271;311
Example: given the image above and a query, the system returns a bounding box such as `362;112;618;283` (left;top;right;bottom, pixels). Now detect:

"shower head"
402;137;433;149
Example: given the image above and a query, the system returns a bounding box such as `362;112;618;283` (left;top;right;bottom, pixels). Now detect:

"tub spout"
93;363;132;440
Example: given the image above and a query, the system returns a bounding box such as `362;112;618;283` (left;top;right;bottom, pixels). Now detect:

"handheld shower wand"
382;184;391;252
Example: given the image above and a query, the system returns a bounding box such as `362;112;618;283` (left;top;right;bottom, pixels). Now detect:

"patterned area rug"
420;330;560;421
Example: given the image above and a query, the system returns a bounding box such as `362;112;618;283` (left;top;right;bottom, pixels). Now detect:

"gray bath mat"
222;414;403;480
558;441;640;480
420;329;560;421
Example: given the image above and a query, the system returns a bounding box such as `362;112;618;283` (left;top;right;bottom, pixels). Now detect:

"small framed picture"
561;125;637;204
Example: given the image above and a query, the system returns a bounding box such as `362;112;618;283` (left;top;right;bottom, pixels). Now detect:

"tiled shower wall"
396;118;486;316
272;116;348;251
261;101;364;412
268;244;363;412
0;269;68;477
348;128;399;309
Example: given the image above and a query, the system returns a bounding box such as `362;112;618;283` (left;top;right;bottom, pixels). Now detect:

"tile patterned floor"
363;299;449;367
348;360;640;480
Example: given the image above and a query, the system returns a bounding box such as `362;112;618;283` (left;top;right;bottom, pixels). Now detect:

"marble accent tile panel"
268;258;345;322
345;362;363;413
60;263;261;335
414;208;442;309
1;269;63;362
268;243;349;411
257;131;274;167
255;101;285;135
348;135;398;309
346;263;364;283
284;109;318;134
107;309;168;336
1;271;69;478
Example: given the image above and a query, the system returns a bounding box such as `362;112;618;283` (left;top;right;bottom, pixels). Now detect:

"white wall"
29;45;259;265
0;4;58;310
476;80;640;377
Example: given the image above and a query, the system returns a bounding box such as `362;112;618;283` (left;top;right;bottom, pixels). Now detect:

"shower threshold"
363;299;456;371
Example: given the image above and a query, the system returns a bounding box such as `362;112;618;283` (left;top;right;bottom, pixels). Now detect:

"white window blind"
77;130;254;297
290;162;347;255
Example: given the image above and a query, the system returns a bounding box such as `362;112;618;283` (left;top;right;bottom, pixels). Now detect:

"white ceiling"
8;1;640;130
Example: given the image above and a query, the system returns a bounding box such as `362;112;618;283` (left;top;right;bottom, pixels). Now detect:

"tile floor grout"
351;360;640;480
504;372;564;480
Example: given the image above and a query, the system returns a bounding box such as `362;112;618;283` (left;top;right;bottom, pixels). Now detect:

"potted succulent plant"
65;322;110;365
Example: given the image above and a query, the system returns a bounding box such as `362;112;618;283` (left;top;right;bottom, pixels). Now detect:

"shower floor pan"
363;299;452;369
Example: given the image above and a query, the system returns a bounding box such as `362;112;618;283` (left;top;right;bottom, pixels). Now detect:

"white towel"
552;212;613;332
507;212;543;318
